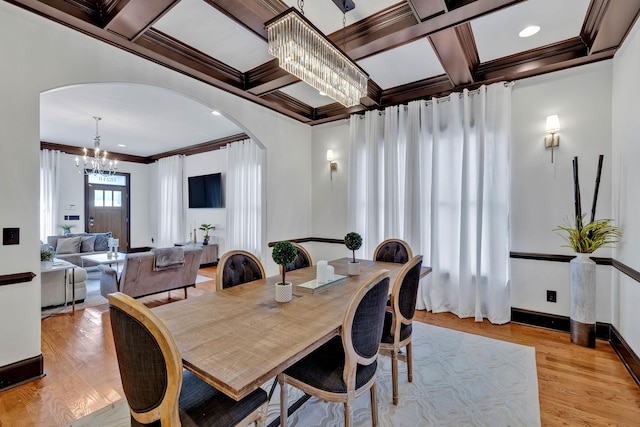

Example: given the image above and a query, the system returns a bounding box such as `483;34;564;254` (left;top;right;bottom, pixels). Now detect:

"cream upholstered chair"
278;270;390;427
380;255;423;405
282;242;312;273
372;238;413;264
216;250;265;291
108;292;267;426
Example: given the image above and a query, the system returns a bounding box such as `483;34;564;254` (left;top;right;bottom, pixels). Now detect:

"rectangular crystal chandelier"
266;8;368;108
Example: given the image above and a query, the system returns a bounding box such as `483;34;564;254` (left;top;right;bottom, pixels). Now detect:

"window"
94;189;122;207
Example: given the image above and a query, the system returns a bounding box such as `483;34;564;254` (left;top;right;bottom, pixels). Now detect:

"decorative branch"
572;156;582;229
590;154;604;223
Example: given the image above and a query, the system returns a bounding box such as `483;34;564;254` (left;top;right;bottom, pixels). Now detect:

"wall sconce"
545;114;560;163
327;149;337;180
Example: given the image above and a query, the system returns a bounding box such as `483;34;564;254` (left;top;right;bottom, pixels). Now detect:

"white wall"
510;61;613;320
0;2;311;368
184;149;227;252
612;18;640;354
308;120;351;262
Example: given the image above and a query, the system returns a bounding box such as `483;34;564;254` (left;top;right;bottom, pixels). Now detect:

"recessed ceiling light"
519;25;540;38
211;110;221;116
117;144;126;147
319;91;327;96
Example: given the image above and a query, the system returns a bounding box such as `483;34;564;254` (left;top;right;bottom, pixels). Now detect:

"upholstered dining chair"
278;270;390;427
282;242;313;272
216;250;265;291
372;238;413;264
380;255;423;405
108;292;267;426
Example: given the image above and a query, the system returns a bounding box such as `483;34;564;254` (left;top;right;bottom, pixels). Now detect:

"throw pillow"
80;235;96;252
93;232;112;251
56;236;82;254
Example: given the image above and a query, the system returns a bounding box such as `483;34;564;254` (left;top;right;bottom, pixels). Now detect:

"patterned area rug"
69;322;540;426
265;322;540;426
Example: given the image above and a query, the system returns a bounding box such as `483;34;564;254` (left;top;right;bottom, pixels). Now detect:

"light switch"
3;228;19;245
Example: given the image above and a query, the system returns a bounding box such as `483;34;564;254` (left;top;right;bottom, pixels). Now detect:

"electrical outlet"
547;290;557;303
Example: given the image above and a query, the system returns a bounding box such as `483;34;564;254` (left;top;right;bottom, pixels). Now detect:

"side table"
175;242;218;267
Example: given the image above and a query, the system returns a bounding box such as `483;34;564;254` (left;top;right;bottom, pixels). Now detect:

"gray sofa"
47;232;112;267
99;246;203;299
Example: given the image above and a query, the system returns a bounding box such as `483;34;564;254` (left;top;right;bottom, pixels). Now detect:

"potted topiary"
344;232;362;275
272;241;298;302
199;224;215;245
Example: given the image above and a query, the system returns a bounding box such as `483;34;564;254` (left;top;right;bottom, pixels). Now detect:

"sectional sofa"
47;232;112;267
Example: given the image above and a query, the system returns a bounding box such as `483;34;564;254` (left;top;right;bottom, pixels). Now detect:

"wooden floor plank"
0;267;638;426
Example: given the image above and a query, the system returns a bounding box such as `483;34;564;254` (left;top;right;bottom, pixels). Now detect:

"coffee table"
81;252;126;273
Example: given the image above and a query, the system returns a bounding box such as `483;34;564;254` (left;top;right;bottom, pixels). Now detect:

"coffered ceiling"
8;0;640;157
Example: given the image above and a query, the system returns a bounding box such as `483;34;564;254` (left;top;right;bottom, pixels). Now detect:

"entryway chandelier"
266;1;368;108
75;116;117;176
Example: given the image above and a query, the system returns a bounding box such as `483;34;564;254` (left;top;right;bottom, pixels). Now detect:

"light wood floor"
1;266;639;426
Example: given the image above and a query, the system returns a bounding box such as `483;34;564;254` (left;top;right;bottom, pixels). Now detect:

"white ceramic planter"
275;282;292;303
570;253;596;347
347;261;360;276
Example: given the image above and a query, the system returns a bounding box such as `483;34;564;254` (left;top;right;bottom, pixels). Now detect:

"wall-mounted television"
188;173;223;208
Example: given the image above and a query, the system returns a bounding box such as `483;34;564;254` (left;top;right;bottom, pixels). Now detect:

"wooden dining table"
152;257;430;402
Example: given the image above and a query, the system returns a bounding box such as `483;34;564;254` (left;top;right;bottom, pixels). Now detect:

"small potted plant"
59;223;75;236
41;248;55;262
344;232;362;275
272;241;298;302
199;224;215;245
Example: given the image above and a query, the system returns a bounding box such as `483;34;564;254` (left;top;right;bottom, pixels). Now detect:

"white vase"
570;253;596;347
275;282;292;303
347;261;360;276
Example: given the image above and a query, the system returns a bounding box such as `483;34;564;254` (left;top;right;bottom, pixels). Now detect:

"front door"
85;173;130;251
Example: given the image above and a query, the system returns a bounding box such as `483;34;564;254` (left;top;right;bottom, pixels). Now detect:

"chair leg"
407;341;413;383
391;349;399;405
184;287;187;299
343;401;352;427
279;374;288;427
255;402;267;427
370;382;379;427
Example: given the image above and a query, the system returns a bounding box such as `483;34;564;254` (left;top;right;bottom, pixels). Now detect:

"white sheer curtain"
225;138;265;257
156;155;185;248
40;149;61;242
348;83;511;324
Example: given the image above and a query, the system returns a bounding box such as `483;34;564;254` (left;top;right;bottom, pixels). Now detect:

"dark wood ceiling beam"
260;92;314;122
348;0;526;60
6;0;99;25
150;133;249;160
203;0;286;40
137;29;243;86
379;75;453;108
407;0;447;21
476;37;588;81
40;141;152;164
360;80;383;108
245;59;300;95
428;22;479;86
327;2;418;55
581;0;640;55
103;0;180;41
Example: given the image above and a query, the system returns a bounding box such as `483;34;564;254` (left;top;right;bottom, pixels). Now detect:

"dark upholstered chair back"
110;306;169;414
397;256;423;321
284;243;312;272
216;250;265;290
108;292;183;425
350;275;390;360
373;239;413;264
